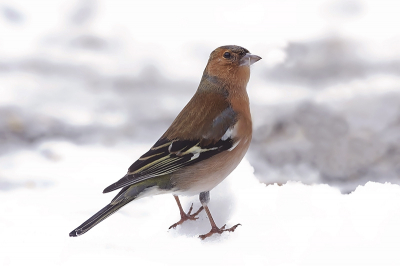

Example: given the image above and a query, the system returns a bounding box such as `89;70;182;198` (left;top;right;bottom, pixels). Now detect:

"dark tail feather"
69;198;133;237
70;176;171;237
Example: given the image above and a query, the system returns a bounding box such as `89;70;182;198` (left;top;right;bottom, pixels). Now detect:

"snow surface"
1;141;399;266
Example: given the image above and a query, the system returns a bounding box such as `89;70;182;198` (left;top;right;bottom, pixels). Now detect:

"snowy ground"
1;141;400;265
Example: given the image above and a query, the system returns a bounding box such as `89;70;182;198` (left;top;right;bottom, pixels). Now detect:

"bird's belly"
170;138;250;196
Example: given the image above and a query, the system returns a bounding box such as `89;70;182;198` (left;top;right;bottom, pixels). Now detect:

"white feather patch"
228;140;241;151
222;128;233;141
188;146;218;161
222;122;238;141
168;142;173;152
191;152;200;160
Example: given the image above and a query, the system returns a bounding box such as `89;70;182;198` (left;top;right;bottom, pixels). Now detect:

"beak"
239;53;262;66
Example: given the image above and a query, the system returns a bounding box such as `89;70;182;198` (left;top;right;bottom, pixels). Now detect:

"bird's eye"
223;52;231;59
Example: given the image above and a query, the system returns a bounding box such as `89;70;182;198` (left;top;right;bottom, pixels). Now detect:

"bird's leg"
199;206;241;240
198;191;241;240
169;195;204;229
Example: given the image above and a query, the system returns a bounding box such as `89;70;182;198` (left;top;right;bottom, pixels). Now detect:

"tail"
69;174;173;237
69;198;133;237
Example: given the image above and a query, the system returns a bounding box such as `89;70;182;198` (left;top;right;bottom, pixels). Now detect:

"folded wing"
103;107;237;193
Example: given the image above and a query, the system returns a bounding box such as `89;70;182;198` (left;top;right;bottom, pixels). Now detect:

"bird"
69;45;261;239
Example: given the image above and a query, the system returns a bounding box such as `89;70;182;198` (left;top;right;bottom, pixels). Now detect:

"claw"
199;223;241;240
169;204;204;229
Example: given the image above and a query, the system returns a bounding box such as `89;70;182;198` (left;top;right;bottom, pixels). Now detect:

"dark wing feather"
203;107;236;140
103;107;237;193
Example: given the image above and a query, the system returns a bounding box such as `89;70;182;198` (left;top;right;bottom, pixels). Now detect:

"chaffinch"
69;45;261;239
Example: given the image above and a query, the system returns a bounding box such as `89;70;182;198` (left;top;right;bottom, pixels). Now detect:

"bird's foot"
169;204;204;229
199;223;241;240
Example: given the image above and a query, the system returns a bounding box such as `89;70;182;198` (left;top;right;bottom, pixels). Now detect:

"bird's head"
204;45;261;88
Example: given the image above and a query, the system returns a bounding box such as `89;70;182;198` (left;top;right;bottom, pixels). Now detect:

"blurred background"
1;0;400;193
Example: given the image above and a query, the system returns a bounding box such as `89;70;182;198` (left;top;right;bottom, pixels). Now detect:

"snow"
1;141;399;266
